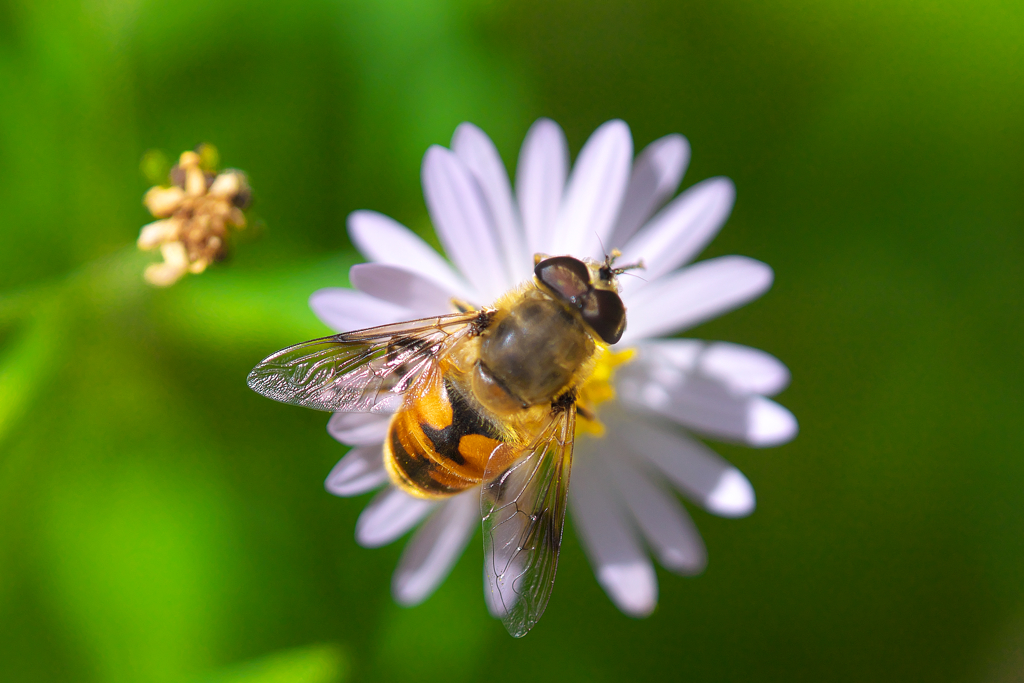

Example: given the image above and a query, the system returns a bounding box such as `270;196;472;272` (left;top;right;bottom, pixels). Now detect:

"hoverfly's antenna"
616;268;648;284
598;247;645;283
596;232;609;260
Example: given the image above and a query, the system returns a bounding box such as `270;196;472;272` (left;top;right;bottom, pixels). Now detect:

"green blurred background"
1;0;1022;681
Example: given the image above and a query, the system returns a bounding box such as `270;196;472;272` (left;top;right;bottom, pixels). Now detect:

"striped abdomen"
384;369;514;499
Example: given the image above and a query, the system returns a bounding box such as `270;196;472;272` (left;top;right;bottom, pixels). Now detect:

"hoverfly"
248;252;640;636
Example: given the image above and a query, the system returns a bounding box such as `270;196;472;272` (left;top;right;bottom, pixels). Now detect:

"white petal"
603;409;755;518
422;146;507;302
349;263;458;316
327;412;391;446
325;445;389;497
347;210;474;300
636;340;791;396
484;568;512;618
600;442;707;575
392;489;478;606
551;120;633;259
618;177;735;293
355;486;437;548
607;134;690;250
452;123;530;285
621;256;773;344
483;551;526;618
616;352;799;447
594;562;659;618
309;288;413;333
703;342;790;395
370;393;403;415
706;469;755;517
746;398;799;446
570;444;657;617
516;118;569;256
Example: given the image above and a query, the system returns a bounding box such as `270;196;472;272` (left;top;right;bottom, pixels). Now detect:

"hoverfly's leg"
450;298;476;313
551;388;577;416
468;308;497;337
576;403;595;422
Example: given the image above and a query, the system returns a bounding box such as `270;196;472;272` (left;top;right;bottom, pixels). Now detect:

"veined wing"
481;401;576;638
247;310;488;413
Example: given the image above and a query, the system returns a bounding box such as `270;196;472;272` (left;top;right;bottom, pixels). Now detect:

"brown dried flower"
137;146;251;286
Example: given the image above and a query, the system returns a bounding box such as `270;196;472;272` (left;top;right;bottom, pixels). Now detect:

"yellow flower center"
575;345;636;438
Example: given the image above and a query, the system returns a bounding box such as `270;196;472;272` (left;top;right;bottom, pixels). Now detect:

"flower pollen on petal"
576;346;636;437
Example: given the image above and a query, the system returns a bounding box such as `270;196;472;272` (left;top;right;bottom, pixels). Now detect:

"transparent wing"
246;311;485;413
481;403;576;637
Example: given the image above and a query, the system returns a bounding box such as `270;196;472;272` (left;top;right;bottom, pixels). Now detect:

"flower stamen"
575;345;635;437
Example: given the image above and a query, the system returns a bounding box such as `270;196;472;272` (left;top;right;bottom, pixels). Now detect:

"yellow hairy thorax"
575;345;635;438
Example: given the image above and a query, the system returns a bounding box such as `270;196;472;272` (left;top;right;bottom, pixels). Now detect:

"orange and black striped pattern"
384;368;514;499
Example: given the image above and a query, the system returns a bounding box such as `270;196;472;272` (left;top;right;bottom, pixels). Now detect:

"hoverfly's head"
533;251;644;345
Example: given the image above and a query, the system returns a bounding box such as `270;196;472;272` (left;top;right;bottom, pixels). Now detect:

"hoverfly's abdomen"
384;369;512;499
477;294;593;408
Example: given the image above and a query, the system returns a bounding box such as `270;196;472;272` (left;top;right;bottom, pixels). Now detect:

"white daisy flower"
314;118;797;616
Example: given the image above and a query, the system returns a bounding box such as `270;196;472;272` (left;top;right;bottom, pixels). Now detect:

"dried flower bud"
137;145;252;287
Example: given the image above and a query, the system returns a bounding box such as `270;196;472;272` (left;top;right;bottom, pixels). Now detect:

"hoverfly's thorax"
477;291;594;411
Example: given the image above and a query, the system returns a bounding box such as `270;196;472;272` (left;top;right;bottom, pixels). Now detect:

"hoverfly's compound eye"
536;256;627;345
535;256;591;307
581;288;626;344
